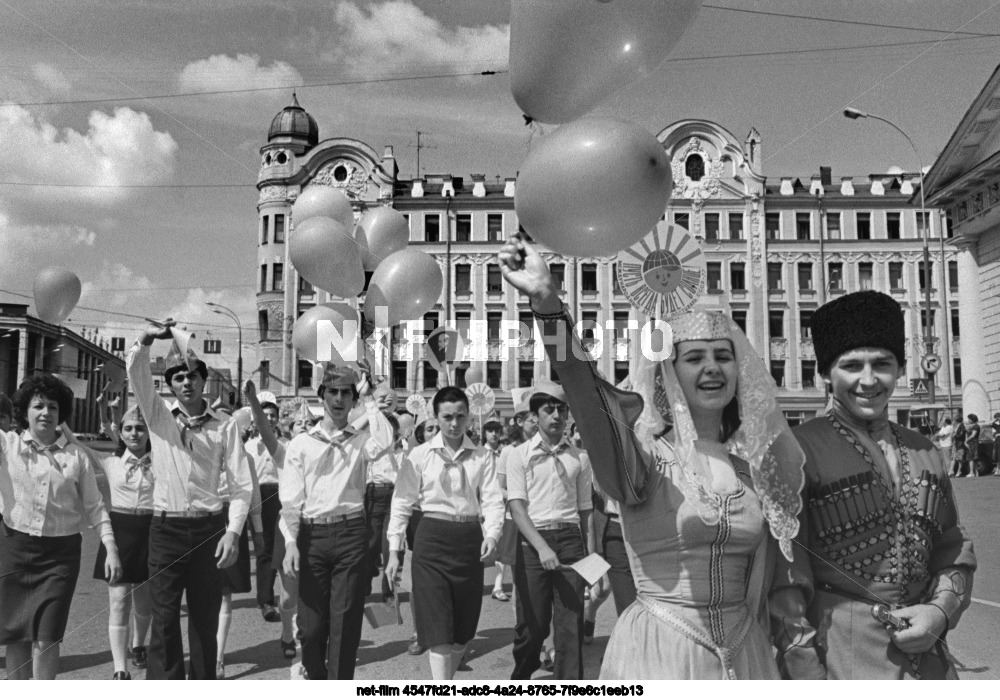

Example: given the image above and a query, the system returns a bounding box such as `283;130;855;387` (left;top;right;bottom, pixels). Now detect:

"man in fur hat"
770;291;976;679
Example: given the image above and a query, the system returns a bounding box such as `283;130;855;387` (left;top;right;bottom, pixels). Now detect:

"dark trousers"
511;527;586;680
147;514;225;680
602;518;637;616
297;518;369;680
255;483;281;607
364;483;401;598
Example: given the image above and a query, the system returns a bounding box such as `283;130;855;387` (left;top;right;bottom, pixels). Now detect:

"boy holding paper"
505;380;594;680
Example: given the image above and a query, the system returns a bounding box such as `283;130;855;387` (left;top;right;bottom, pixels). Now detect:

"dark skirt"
411;517;484;648
272;515;286;576
497;516;519;567
222;524;252;593
0;521;82;644
93;512;152;584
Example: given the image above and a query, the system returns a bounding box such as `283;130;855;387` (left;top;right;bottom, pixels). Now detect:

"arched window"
686;154;705;182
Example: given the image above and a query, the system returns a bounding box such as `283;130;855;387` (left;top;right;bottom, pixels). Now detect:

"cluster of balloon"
509;0;700;258
292;301;364;365
363;248;443;328
33;267;82;325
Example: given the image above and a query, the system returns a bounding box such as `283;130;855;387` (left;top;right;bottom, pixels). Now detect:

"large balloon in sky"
363;249;443;328
289;216;365;298
509;0;702;124
291;185;354;229
33;267;82;325
515;118;672;257
353;206;410;271
292;302;363;364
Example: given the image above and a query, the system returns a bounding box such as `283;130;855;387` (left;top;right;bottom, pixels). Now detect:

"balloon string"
523;115;545;153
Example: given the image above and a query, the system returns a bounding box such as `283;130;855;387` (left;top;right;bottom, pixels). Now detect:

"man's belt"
110;507;154;516
423;512;481;523
302;511;366;526
154;508;223;519
536;522;579;532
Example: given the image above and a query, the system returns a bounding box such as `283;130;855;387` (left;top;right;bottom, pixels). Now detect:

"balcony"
799;339;815;360
770;337;788;360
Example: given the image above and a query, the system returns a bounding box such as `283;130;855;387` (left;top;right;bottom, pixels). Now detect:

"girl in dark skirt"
0;375;122;679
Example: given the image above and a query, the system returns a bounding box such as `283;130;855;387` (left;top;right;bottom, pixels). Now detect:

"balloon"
397;412;415;439
289;216;365;297
233;407;253;432
515;118;672;257
292;185;354;229
363;249;443;328
509;0;702;124
464;367;484;386
292;302;364;364
354;206;410;271
33;267;82;325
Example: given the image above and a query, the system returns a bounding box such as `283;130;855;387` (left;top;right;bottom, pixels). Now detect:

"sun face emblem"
616;221;706;319
642;250;683;295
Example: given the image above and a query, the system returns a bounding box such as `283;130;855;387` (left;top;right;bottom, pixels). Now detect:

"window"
800;310;813;339
704;213;720;240
728;212;744;240
298;360;313;389
612;263;622;295
889;261;904;289
920;309;936;336
801;360;816;388
581;310;599;341
765;212;780;240
614;361;629;385
487;264;503;293
796;213;811;240
261;215;269;244
455;213;471;242
767;263;783;290
423;361;438;390
886;212;901;239
858;262;874;290
856;212;871;239
673;212;690;230
685;154;705;181
769;310;785;338
730;263;746;291
826;212;841;240
274;214;286;243
827;262;843;291
272;263;284;291
949;261;958;290
581;263;598;292
487;213;504;241
951;308;960;338
487;361;502;389
550;263;565;290
425;214;440;242
954;358;962;386
455;264;471;294
612;310;630;341
260;360;270;390
919;261;934;290
707;262;722;292
797;263;813;291
770;360;785;387
916;211;931;237
732;310;747;333
258;310;269;342
519;311;535;341
487;312;502;340
392;361;408;390
423;311;439;334
518;361;534;387
260;264;267;292
455;311;471;340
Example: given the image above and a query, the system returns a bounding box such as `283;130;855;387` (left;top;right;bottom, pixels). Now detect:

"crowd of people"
0;235;979;681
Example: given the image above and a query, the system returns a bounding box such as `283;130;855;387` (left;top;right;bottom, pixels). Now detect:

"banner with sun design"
615;221;706;320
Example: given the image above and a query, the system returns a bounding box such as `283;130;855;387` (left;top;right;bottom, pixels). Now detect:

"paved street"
2;477;998;681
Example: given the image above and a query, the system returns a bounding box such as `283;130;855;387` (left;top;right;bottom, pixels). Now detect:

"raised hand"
141;318;175;345
498;235;560;313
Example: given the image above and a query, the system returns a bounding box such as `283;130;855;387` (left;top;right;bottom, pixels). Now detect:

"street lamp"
844;107;937;415
206;302;242;407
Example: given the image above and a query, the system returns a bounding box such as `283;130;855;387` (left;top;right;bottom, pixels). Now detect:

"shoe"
583;619;595;645
281;637;297;659
216;660;225;679
112;670;131;680
491;589;510;602
261;604;280;622
540;648;554;672
131;645;147;669
408;635;426;655
290;662;308;680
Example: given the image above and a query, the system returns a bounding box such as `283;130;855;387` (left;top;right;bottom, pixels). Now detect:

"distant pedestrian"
965;414;981;477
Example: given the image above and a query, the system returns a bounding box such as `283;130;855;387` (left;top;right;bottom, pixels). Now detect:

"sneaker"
583;619;595;644
112;671;132;680
408;634;426;655
289;662;308;680
261;604;280;622
216;660;225;679
131;645;147;669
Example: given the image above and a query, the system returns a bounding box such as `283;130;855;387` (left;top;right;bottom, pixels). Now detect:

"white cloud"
325;1;509;75
178;53;302;95
0;204;99;285
32;63;71;95
0;105;178;206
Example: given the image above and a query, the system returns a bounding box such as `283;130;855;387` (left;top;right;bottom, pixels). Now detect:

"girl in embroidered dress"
499;235;806;679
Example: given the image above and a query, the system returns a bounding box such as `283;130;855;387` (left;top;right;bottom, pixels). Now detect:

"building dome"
268;92;318;146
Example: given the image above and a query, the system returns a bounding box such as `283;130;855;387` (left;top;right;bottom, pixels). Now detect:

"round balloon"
292;302;364;364
515;118;672;257
289;216;365;297
354;206;410;271
292;185;354;229
233;407;253;432
510;0;702;124
363;249;443;327
464;367;484;386
397;412;415;439
33;267;82;325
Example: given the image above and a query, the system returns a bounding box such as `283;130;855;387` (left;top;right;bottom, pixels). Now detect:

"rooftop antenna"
407;131;438;178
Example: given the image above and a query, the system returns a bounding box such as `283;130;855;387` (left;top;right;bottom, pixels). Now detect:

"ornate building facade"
256;100;958;425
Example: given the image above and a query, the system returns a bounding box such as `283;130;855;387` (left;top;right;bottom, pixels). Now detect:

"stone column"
954;237;990;419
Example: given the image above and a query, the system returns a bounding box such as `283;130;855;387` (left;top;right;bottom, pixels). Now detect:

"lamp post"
844;107;937;416
206;302;242;407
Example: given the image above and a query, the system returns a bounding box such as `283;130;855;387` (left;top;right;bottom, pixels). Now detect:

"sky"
1;0;1000;374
